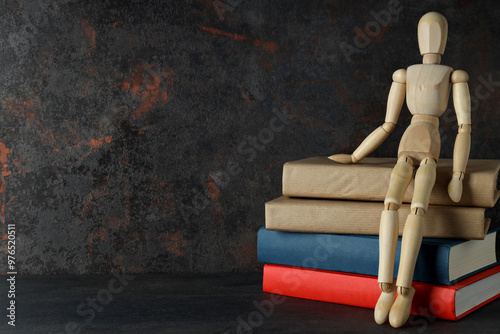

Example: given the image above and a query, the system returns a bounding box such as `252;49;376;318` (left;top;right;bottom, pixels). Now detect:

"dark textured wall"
0;0;498;275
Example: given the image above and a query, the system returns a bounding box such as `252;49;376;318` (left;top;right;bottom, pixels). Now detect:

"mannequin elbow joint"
458;124;471;133
382;122;396;133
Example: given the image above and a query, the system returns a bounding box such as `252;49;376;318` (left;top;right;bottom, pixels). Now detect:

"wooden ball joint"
329;12;471;328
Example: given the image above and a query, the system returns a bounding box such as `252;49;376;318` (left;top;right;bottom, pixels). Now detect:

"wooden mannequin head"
418;12;448;64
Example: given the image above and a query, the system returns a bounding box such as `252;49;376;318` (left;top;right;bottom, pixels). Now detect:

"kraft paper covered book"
265;196;492;239
282;157;500;208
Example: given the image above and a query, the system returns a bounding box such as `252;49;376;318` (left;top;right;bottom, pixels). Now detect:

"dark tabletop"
0;272;499;333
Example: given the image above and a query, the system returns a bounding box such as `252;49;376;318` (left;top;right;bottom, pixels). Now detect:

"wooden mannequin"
329;12;471;328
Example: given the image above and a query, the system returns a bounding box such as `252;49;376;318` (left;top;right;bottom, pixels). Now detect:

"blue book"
257;226;500;285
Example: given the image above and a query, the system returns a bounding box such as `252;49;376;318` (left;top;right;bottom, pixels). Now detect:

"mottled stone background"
0;0;498;275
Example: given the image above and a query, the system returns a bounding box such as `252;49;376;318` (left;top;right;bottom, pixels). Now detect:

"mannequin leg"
374;156;413;325
389;158;437;328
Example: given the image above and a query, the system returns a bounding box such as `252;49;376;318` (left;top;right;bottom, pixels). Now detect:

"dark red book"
262;264;500;321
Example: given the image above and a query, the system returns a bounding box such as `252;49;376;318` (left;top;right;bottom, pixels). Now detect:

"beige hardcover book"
282;157;500;208
265;197;491;240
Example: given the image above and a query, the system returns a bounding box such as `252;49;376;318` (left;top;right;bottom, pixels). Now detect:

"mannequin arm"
329;69;406;163
448;70;471;202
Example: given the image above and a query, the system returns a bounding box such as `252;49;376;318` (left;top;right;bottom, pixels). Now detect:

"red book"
262;264;500;321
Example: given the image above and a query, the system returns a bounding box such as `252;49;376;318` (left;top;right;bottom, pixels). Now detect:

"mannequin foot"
389;286;415;328
374;283;396;325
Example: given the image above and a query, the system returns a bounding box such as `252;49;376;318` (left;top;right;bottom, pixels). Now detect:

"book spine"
265;197;489;240
258;228;453;285
263;264;458;320
282;157;500;208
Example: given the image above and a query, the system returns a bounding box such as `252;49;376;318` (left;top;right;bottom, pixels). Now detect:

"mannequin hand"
448;174;463;202
328;154;357;164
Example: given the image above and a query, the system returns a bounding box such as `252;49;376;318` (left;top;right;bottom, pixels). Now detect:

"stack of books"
258;157;500;321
